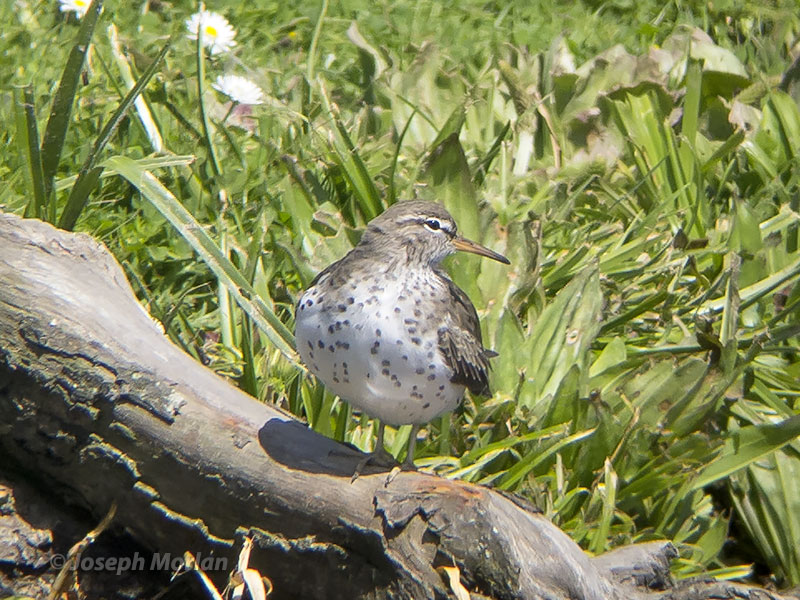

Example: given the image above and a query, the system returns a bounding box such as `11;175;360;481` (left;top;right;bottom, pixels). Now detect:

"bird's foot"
350;448;398;483
383;458;418;486
400;456;417;473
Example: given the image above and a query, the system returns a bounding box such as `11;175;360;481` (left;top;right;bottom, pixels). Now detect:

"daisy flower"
58;0;90;18
185;10;237;55
212;75;264;105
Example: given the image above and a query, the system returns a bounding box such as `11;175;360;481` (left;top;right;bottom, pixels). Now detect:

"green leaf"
589;459;618;555
40;0;103;207
423;132;488;301
491;308;525;391
423;132;478;234
59;38;171;230
625;358;707;428
702;254;800;314
318;81;383;221
14;85;46;220
428;102;466;151
108;23;162;152
306;0;329;98
521;267;602;411
346;21;387;79
589;336;627;378
498;427;596;491
681;60;702;150
719;253;741;375
730;199;762;254
691;414;800;490
105;155;298;362
730;448;800;585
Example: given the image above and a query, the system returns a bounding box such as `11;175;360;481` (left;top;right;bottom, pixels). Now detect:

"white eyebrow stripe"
396;214;457;235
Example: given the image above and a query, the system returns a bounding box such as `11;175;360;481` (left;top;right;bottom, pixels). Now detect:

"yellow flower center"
76;0;87;5
204;25;218;38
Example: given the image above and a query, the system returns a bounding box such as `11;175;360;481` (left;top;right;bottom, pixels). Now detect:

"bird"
294;200;509;474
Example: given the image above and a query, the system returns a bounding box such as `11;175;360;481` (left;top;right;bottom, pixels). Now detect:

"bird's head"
360;201;510;267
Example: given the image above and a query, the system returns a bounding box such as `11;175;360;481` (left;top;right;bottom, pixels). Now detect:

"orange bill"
453;237;510;264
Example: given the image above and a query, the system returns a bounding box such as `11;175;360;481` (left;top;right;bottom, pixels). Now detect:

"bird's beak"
453;236;510;264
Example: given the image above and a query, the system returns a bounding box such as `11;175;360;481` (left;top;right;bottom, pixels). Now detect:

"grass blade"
195;26;221;177
54;155;194;192
498;428;596;490
40;0;103;208
701;254;800;314
522;267;602;410
306;0;329;105
318;81;383;220
690;414;800;490
108;23;163;152
589;459;618;555
388;108;417;204
15;85;47;220
59;39;171;230
105;155;298;362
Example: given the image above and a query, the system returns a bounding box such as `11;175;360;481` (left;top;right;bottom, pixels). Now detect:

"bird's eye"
424;218;442;232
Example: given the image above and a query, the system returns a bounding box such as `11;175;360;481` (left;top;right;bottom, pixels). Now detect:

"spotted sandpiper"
295;201;509;472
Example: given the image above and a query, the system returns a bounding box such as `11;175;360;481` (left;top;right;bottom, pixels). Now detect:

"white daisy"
58;0;90;17
185;10;237;56
212;75;264;105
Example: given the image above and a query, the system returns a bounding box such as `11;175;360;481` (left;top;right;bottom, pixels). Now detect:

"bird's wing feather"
437;279;492;396
296;254;348;311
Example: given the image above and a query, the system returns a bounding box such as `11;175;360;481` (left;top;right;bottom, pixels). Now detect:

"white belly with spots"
295;273;463;426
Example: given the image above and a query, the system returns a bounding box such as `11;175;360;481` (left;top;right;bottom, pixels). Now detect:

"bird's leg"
351;421;398;482
381;424;421;486
374;421;386;454
401;424;420;470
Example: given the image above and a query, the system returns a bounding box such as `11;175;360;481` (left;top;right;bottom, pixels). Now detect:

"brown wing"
437;278;493;396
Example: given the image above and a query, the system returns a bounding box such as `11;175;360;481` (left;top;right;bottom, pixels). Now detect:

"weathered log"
0;211;788;599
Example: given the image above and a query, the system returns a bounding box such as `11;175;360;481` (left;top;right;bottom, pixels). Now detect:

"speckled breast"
295;269;464;426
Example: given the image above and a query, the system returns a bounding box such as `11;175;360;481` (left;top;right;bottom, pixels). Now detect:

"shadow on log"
0;212;788;599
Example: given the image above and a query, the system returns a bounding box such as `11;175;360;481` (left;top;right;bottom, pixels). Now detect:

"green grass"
3;0;800;589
